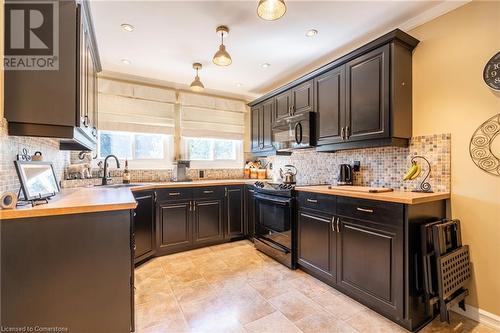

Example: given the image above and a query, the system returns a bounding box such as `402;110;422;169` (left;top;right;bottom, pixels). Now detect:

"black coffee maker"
337;164;353;185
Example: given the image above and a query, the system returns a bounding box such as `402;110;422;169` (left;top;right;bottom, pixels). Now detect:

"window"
183;137;242;168
98;130;172;168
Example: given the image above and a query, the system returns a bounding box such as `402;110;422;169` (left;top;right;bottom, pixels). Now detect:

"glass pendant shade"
213;44;232;66
190;75;204;92
190;63;204;92
257;0;286;21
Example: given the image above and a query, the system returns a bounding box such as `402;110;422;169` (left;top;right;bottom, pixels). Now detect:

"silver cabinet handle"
346;125;350;139
341;127;345;140
331;216;335;232
336;217;340;233
306;199;318;203
203;190;214;194
356;207;374;213
169;192;181;196
193;202;196;211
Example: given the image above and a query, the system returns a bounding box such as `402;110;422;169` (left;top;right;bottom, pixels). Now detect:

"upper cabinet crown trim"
248;29;419;107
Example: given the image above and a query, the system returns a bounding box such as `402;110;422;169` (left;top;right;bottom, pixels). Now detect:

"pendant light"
190;63;204;92
213;26;232;66
257;0;287;21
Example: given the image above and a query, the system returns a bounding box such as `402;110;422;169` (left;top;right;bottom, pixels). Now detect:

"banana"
403;162;418;181
409;164;421;180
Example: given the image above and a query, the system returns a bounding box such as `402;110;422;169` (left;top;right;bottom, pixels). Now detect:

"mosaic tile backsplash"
0;118;70;194
266;134;451;192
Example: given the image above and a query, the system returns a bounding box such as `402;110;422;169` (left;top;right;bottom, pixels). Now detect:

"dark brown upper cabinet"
250;99;274;155
345;45;390;142
249;29;418;152
314;66;345;145
274;90;291;123
4;1;101;151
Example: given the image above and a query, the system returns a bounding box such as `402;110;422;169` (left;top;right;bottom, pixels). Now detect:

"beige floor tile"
287;275;335;299
311;291;366;321
172;278;218;303
347;308;407;333
244;311;303;333
268;290;324;322
248;278;292;299
294;312;359;333
135;296;185;331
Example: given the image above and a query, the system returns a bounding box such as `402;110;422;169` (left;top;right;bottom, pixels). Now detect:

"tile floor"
135;240;497;333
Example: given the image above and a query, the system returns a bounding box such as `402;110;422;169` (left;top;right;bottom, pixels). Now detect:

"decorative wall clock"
483;51;500;91
469;113;500;176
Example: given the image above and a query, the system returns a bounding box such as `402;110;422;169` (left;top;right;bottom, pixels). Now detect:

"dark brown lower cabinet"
244;186;256;238
133;191;155;265
156;201;192;255
226;186;244;239
297;194;447;331
193;199;225;245
337;217;403;320
297;210;337;283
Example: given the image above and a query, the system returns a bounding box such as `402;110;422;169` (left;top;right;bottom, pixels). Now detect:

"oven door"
254;193;295;268
273;112;315;152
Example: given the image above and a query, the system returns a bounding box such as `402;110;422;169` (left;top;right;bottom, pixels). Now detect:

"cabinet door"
315;67;345;145
291;80;314;115
157;201;192;255
262;99;274;151
345;44;390;142
274;91;291;123
244;187;256;238
337;217;403;319
226;186;244;239
251;105;261;152
193;199;224;245
298;210;336;282
133;193;155;264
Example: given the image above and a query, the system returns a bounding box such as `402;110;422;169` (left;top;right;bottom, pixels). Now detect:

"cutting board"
328;185;393;193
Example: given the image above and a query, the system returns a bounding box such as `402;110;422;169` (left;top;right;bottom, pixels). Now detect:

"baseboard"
452;304;500;331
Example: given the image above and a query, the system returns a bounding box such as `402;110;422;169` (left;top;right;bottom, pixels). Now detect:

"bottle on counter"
123;159;131;184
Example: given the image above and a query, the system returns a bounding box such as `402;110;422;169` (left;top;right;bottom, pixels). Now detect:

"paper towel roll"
1;192;18;209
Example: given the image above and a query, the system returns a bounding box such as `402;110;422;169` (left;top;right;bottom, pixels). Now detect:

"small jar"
250;168;258;179
257;169;267;180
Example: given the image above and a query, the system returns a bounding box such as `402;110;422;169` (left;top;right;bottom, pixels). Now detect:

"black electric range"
252;181;297;269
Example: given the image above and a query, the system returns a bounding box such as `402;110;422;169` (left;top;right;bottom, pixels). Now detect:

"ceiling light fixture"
121;23;135;32
305;29;318;37
190;63;205;92
236;82;243;88
213;26;232;66
121;58;131;65
257;0;287;21
261;63;271;68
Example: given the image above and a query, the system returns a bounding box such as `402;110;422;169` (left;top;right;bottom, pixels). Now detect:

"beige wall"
410;1;500;316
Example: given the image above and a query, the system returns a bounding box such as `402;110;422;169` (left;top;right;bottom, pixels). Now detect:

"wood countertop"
0;186;137;220
295;185;450;205
0;179;258;220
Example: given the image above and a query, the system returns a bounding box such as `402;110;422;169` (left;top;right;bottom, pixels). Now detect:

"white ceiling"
90;0;467;101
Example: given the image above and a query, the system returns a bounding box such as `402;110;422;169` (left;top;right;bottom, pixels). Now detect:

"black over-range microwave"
272;112;316;152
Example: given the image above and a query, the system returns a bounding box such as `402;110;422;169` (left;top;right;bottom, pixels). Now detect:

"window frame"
96;130;174;170
182;136;244;169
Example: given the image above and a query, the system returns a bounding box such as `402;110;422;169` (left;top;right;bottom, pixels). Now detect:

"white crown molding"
399;0;471;32
452;304;500;331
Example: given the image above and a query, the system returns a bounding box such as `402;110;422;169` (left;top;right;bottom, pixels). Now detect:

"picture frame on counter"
14;161;60;205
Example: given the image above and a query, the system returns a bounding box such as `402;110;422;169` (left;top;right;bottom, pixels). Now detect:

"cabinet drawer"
337;197;403;226
297;192;336;215
193;186;225;199
156;188;192;201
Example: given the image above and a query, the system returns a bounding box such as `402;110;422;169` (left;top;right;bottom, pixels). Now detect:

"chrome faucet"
102;155;121;185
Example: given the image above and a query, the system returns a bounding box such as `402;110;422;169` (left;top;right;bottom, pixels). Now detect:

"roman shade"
98;78;176;134
179;92;247;140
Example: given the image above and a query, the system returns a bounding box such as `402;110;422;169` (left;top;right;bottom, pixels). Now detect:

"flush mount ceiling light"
305;29;318;37
121;58;131;65
190;63;205;92
257;0;287;21
213;26;232;66
120;23;135;32
261;63;271;68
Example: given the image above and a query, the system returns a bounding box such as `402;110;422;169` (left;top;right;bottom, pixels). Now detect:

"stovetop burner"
253;181;295;197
